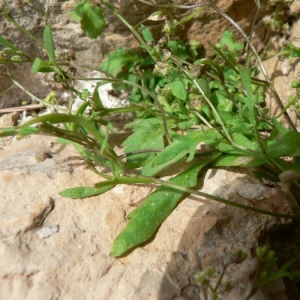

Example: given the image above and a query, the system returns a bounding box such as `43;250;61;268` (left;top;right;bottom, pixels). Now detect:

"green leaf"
43;26;56;62
196;77;211;98
169;40;190;60
0;35;20;51
71;0;106;39
218;112;251;133
238;66;257;126
219;30;244;52
31;57;56;75
122;118;167;165
140;24;154;42
213;154;265;167
141;131;204;176
100;48;142;76
169;77;187;100
282;43;300;58
110;154;220;257
59;185;114;199
265;120;300;157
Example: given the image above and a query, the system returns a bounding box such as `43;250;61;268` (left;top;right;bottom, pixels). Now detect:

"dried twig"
0;104;44;114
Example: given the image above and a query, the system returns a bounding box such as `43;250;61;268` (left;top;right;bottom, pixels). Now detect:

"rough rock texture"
0;0;265;108
1;1;300;299
0;133;296;300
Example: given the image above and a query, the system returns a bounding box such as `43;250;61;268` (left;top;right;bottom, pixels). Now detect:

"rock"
0;134;296;299
291;0;300;15
0;112;20;126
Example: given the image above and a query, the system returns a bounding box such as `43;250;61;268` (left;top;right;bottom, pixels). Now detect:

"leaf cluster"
1;0;300;265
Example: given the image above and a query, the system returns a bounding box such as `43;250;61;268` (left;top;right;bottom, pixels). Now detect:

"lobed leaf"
141;131;204;176
122;118;168;165
238;66;258;127
219;30;244;53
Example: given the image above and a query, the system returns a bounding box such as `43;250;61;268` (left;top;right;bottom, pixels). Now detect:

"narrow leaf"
110;154;220;257
238;66;257;126
43;25;56;62
59;185;114;199
0;35;19;51
213;154;265;167
31;57;56;75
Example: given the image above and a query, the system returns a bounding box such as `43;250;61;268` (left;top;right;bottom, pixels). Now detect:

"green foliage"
1;0;300;272
70;0;106;39
110;155;219;257
194;246;300;300
59;185;115;199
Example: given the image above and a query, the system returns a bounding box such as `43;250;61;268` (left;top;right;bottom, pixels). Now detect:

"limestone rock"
0;135;296;299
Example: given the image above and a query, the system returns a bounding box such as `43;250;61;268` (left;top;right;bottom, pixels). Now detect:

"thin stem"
101;0;172;144
4;65;67;112
3;1;44;47
208;0;297;131
101;174;298;219
213;263;229;292
245;0;262;66
182;68;234;143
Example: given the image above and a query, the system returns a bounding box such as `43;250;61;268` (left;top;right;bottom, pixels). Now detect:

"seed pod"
279;170;300;183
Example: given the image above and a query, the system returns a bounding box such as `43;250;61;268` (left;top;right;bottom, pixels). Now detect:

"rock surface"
0;133;296;300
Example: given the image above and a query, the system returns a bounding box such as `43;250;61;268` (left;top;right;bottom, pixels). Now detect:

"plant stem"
99;174;298;220
4;65;67;112
208;0;297;131
101;0;173;144
3;1;44;47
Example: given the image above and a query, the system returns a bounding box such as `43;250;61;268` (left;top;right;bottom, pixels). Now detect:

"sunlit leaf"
110;154;220;257
59;185;114;199
31;57;56;75
141;131;205;176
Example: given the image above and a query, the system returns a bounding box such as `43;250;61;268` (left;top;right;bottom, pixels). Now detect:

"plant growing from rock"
1;0;300;275
194;246;300;299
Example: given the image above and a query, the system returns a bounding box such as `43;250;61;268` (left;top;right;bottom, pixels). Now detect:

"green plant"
194;246;300;300
1;0;300;262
